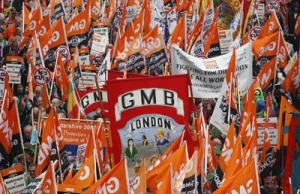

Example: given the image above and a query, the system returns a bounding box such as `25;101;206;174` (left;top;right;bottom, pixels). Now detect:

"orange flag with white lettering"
173;151;198;193
213;158;260;194
23;7;42;37
55;52;69;101
83;158;130;194
218;121;235;173
157;163;173;193
258;12;280;39
222;136;243;183
66;8;91;49
35;15;51;38
129;158;146;194
35;161;57;193
167;13;186;52
252;31;279;61
36;108;55;175
71;153;96;190
147;142;188;194
38;18;68;64
257;57;276;91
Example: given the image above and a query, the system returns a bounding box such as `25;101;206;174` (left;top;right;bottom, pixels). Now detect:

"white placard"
4;174;26;193
78;55;90;65
90;34;108;56
257;117;278;146
219;30;233;54
6;63;22;84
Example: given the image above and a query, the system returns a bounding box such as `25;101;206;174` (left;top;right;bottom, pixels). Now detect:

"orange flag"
83;158;130;193
23;6;42;37
71;153;96;190
252;31;279;61
203;9;219;57
36;108;55;175
157;163;173;193
132;9;144;36
129;158;146;194
258;12;280;39
222;136;243;183
257;57;277;91
218;121;235;173
167;13;186;52
55;52;69;101
147;142;188;194
277;33;289;69
41;84;50;112
173;151;198;193
35;161;57;193
35;15;51;38
213;158;260;194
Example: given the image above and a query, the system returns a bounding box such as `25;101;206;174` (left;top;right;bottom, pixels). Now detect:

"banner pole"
94;74;113;169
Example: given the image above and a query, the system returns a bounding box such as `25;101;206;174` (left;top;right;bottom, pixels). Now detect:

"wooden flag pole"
94;74;113;168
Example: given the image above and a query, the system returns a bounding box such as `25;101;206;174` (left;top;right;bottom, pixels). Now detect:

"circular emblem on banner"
56;45;70;63
0;68;5;82
250;26;262;41
266;0;280;12
92;56;104;71
33;67;51;85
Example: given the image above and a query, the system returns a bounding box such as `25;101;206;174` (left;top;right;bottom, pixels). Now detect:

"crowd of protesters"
0;0;300;193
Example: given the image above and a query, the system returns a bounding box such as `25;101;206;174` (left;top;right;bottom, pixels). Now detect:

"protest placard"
1;165;26;193
257;117;278;146
5;56;22;84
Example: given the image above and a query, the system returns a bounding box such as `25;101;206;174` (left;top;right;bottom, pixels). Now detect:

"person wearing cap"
24;143;35;164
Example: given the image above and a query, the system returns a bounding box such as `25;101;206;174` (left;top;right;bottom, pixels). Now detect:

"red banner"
106;75;191;164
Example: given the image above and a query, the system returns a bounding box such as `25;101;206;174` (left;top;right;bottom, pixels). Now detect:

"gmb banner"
171;43;253;98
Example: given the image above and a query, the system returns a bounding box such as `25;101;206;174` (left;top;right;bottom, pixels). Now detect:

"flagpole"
33;109;41;164
94;74;113;168
272;32;280;96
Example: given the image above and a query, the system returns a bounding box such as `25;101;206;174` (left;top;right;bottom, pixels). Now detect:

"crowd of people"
0;0;299;193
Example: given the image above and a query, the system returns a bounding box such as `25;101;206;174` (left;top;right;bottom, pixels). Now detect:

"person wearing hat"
24;143;35;164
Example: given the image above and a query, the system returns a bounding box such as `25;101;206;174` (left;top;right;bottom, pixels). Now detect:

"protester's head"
7;36;14;46
263;176;277;193
24;143;34;163
4;0;11;8
16;84;24;94
15;27;21;36
34;85;42;97
28;163;37;179
51;97;61;110
14;16;21;27
24;125;33;140
32;107;40;121
36;96;43;109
